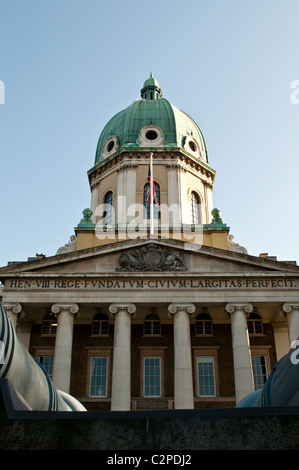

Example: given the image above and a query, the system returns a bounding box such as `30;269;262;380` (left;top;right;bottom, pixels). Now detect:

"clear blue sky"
0;0;299;267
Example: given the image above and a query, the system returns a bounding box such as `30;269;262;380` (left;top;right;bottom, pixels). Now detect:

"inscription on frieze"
6;278;298;290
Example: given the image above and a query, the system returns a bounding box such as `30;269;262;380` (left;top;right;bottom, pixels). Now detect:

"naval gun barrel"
237;338;299;407
0;303;86;411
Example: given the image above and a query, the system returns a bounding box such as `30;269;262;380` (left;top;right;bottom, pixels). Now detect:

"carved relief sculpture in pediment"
116;244;188;272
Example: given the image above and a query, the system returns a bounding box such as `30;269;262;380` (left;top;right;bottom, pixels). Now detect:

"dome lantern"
140;73;162;100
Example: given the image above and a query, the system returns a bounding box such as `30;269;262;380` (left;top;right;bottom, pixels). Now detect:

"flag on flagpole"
146;164;159;207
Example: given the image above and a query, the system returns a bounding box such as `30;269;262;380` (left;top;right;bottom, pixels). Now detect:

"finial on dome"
141;74;162;100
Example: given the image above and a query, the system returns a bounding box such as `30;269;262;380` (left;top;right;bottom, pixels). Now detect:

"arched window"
144;313;161;335
92;313;109;336
144;183;160;219
195;311;213;335
247;312;263;335
191;191;201;224
103;191;113;225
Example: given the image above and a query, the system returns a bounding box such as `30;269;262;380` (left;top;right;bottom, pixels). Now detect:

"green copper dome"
94;75;208;164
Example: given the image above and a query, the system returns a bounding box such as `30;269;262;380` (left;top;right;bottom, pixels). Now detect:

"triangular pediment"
0;238;298;278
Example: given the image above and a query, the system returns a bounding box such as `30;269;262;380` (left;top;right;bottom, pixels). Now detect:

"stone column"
282;302;299;345
2;302;23;329
51;303;79;393
109;303;136;411
168;302;195;409
225;303;254;404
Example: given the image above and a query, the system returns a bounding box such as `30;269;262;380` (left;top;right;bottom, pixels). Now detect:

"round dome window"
184;136;201;159
139;126;164;147
188;141;197;152
101;135;119;159
145;130;158;141
107;140;115;152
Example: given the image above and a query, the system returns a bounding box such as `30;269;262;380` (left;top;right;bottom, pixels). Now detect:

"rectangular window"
197;356;216;397
252;355;267;391
39;356;54;379
41;319;57;336
92;319;109;336
89;356;108;397
195;319;213;336
144;356;161;397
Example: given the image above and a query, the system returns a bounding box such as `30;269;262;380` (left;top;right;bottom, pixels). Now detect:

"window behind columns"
41;313;57;336
89;356;108;397
39;355;54;379
251;355;268;391
193;348;219;399
87;349;112;399
197;356;216;397
195;310;213;336
143;356;161;397
247;311;263;335
91;313;109;336
144;312;161;335
139;348;165;401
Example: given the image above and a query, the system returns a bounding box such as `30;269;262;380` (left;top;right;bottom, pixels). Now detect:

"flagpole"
150;152;154;236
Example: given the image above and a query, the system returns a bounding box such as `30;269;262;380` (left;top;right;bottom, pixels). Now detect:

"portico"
1;237;299;410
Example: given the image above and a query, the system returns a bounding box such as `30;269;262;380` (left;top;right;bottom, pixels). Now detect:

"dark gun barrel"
0;303;86;411
237;339;299;407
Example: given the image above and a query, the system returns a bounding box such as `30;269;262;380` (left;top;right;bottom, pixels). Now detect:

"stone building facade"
1;75;299;411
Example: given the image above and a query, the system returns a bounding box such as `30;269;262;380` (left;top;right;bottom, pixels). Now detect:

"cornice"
88;148;216;187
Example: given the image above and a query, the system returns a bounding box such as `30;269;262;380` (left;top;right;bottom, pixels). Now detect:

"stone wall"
1;378;299;451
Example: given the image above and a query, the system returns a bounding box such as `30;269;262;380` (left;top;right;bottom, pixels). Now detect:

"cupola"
78;76;230;253
140;73;162;100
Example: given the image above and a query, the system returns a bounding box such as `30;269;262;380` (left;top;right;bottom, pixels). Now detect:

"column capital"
282;302;299;314
51;303;79;316
225;302;253;316
168;303;196;318
2;302;23;315
2;302;25;321
109;303;136;317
